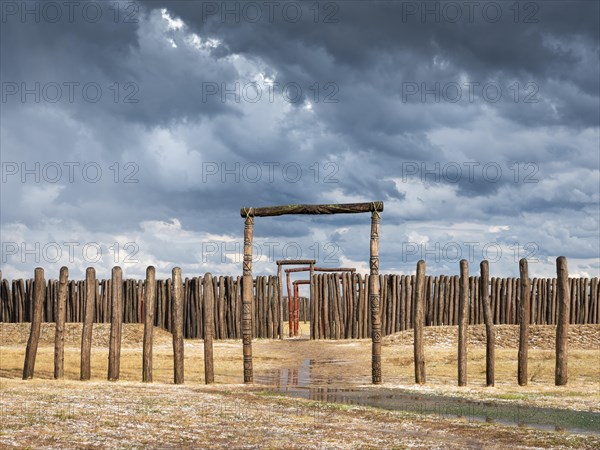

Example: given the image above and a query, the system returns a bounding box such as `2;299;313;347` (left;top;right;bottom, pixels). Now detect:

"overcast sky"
1;0;598;286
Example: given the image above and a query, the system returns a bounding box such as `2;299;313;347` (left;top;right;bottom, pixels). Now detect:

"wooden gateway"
283;266;356;337
239;202;384;384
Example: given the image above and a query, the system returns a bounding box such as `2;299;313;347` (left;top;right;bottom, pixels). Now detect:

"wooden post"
413;260;426;384
310;273;315;339
80;267;96;381
172;267;184;384
458;260;468;386
391;274;399;331
218;276;226;339
293;282;300;336
266;278;272;338
468;276;474;325
518;259;530;386
286;271;293;337
555;256;570;385
95;279;101;323
242;214;254;383
381;274;388;335
277;264;283;339
500;278;507;324
23;268;45;380
370;208;382;384
142;266;156;382
54;266;68;379
323;274;330;338
442;275;448;326
582;277;589;324
317;276;323;338
309;262;314;338
590;278;600;325
358;274;366;337
333;275;341;339
108;266;123;381
203;273;215;384
480;261;495;386
432;276;439;326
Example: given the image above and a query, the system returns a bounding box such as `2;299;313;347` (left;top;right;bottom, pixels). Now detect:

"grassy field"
1;323;599;448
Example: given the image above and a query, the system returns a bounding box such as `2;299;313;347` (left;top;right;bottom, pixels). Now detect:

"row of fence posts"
20;266;215;385
309;272;599;339
7;255;586;386
1;276;306;339
409;257;572;387
2;274;598;336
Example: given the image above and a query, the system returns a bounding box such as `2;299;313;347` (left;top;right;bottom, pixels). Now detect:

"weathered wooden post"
23;267;45;380
518;258;530;386
242;211;254;383
370;205;382;384
172;267;184;384
309;262;314;338
555;256;570;385
108;266;123;381
480;260;495;386
54;266;68;379
80;267;96;380
142;266;156;382
286;270;293;337
293;282;299;336
277;264;283;339
203;273;215;383
413;260;426;384
311;273;317;339
458;259;468;386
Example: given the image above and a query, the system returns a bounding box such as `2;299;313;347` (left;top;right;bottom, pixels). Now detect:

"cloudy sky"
1;0;598;286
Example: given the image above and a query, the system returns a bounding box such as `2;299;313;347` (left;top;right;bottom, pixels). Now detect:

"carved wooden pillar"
370;208;382;384
242;214;254;383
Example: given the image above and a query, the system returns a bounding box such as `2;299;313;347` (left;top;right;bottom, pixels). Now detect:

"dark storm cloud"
146;1;598;95
134;0;598;198
0;0;598;279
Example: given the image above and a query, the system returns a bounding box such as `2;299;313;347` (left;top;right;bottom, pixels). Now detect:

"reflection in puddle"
255;360;600;436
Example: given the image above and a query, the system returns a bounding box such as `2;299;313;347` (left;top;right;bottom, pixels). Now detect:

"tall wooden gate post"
242;213;254;383
458;259;469;386
370;207;382;384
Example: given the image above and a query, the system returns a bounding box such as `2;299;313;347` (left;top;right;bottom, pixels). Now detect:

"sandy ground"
1;323;599;448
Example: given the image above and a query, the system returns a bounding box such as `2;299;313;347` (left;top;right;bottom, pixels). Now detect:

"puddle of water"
255;359;600;436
